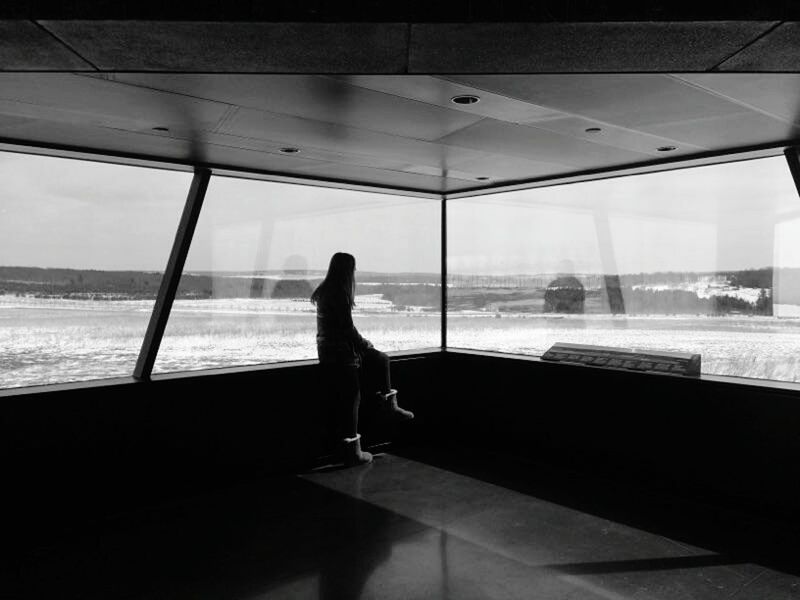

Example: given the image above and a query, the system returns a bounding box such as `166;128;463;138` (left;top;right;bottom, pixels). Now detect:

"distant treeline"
0;266;163;299
0;266;442;307
0;266;788;315
0;266;318;300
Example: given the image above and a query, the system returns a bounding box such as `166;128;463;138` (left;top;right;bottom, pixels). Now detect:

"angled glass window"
448;155;800;383
154;177;440;374
0;151;191;389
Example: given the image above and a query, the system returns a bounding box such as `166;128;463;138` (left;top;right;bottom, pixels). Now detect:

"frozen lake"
3;294;800;389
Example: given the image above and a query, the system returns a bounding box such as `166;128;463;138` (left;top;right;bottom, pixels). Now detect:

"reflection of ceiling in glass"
185;176;440;273
454;156;799;224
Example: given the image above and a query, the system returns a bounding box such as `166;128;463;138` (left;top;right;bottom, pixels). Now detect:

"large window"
7;146;800;389
0;151;190;389
448;156;800;383
154;177;440;374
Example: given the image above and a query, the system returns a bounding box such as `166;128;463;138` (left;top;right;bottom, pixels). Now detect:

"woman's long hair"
310;252;356;308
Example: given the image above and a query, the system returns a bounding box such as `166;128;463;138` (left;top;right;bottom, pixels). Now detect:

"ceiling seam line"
31;20;101;71
667;74;800;127
708;20;784;72
405;23;412;74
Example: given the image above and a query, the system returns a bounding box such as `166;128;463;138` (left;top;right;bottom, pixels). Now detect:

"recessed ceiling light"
585;127;602;133
451;95;480;105
279;147;300;154
152;126;169;132
476;176;490;181
657;146;677;152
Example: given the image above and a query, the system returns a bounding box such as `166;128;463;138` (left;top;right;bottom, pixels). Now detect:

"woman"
311;252;414;466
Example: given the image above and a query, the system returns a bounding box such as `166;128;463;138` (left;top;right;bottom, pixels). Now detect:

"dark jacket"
315;292;373;367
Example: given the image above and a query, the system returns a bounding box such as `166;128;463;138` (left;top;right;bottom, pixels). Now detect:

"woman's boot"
378;389;414;420
342;433;373;466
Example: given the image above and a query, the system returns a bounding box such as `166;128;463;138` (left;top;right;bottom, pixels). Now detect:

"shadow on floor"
6;475;424;600
393;443;800;577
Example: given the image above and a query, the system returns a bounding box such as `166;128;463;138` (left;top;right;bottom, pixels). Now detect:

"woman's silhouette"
311;252;414;466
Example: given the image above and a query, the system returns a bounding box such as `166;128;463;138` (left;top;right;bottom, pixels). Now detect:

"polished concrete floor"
8;451;800;599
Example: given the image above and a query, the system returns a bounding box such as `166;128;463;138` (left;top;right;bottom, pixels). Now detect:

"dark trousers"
322;348;391;439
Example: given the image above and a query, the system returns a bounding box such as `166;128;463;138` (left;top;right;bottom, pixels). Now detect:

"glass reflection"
448;156;800;382
154;177;440;374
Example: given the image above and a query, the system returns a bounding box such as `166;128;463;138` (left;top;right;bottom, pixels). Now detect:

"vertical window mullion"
441;195;447;351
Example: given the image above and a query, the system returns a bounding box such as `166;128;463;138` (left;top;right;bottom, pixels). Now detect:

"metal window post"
134;168;211;380
441;195;447;350
785;147;800;199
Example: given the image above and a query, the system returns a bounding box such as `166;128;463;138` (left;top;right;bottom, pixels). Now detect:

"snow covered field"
3;294;800;389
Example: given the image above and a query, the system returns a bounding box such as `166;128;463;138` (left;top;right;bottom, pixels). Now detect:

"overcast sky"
1;151;798;275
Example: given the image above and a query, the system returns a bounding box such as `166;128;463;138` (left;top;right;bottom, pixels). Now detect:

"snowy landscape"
3;266;800;389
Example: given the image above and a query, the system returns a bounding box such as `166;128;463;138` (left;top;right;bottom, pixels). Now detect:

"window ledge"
0;348;443;397
444;347;800;395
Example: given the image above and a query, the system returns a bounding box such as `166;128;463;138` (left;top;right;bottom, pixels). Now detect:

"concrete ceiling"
4;20;800;72
0;21;799;194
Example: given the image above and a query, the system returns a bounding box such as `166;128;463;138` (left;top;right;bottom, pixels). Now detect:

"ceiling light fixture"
657;146;677;152
451;95;480;105
279;147;300;154
585;127;602;133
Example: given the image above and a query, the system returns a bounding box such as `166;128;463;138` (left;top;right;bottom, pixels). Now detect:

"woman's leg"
359;348;391;395
323;363;372;465
359;348;413;420
324;364;361;439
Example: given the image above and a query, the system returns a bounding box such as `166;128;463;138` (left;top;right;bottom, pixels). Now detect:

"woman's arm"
341;301;373;351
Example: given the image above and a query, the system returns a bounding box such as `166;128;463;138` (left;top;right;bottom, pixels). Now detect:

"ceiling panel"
0;74;230;132
409;22;776;73
39;21;409;72
288;161;471;192
438;118;654;168
672;74;800;125
0;119;348;176
447;154;576;182
335;75;565;124
641;112;800;149
0;113;35;131
526;116;708;155
206;131;432;173
218;106;490;169
448;75;749;129
105;74;485;141
718;22;800;71
0;119;200;161
0;20;94;71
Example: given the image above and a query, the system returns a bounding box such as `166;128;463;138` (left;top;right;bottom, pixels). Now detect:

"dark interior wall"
2;352;441;542
433;350;800;522
6;347;800;541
